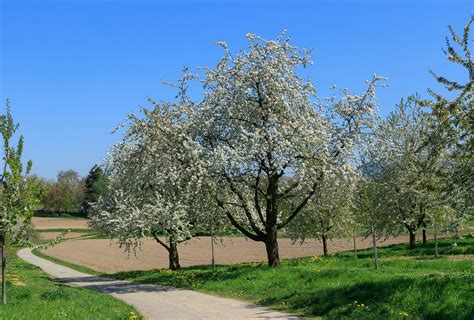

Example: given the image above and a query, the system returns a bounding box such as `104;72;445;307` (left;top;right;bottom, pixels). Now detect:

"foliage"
89;95;208;270
424;16;473;226
82;165;108;216
41;170;85;215
0;100;37;245
286;169;357;256
358;96;449;246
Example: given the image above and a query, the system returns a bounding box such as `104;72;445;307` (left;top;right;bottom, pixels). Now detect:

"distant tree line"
30;165;107;217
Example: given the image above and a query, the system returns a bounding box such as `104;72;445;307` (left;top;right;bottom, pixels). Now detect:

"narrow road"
18;248;300;320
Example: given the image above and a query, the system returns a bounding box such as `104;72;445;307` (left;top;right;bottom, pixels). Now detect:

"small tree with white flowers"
90;91;207;270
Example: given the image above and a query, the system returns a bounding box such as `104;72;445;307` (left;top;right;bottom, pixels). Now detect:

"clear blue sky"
1;0;472;179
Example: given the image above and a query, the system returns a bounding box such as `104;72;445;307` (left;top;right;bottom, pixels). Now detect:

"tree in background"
192;32;384;267
83;165;108;216
377;97;448;249
286;168;357;256
0;100;36;304
42;170;85;214
425;16;473;230
26;175;52;211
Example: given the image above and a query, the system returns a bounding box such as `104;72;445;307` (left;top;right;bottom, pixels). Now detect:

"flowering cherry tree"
192;32;384;267
286;167;357;256
425;17;473;224
377;96;448;249
90;93;205;270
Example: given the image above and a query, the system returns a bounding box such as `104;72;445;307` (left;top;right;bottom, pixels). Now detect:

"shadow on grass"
112;263;268;287
268;273;473;320
34;210;87;219
336;236;474;259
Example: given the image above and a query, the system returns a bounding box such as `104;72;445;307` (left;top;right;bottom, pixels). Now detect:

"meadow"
108;236;473;320
0;246;140;320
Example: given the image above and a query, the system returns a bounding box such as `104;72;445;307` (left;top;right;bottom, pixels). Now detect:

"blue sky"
1;0;472;179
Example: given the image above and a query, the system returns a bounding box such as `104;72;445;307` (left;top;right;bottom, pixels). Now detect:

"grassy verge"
35;229;109;240
0;246;140;319
32;248;101;276
110;236;473;320
36;228;93;233
337;235;473;258
34;210;87;219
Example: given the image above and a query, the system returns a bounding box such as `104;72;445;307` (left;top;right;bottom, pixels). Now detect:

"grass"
36;228;93;233
108;236;474;320
0;246;140;319
34;210;87;219
336;235;474;258
32;248;101;276
35;229;110;240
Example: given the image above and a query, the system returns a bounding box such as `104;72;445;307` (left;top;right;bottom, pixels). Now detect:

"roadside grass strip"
0;246;141;320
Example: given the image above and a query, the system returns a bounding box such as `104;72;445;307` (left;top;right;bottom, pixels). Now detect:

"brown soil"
32;217;90;230
40;236;411;274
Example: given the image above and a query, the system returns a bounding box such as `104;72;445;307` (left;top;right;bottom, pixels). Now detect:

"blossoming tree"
90;93;206;270
286;167;357;256
192;32;383;267
426;17;473;226
0;100;36;304
377;96;448;249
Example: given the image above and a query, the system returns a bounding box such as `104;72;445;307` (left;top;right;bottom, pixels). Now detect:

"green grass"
36;229;109;240
34;210;87;219
336;235;474;258
36;228;93;233
0;246;140;319
32;248;102;276
109;236;473;320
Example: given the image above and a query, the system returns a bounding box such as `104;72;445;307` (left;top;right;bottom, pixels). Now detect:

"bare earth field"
32;217;90;230
40;236;412;274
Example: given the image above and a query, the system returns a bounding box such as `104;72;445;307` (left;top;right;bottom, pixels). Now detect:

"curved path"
18;248;300;320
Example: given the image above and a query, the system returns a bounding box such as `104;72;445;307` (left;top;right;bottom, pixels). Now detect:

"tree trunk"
422;228;427;244
434;220;439;258
0;231;6;305
353;231;357;258
168;240;181;271
264;229;280;267
409;230;416;250
322;235;329;257
264;173;280;268
210;235;216;271
371;224;378;269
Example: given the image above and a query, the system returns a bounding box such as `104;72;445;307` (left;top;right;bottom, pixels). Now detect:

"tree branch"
277;181;319;230
253;167;267;227
152;231;170;251
216;199;263;241
222;172;265;237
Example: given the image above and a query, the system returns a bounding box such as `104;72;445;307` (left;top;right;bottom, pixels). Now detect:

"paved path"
18;248;300;320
